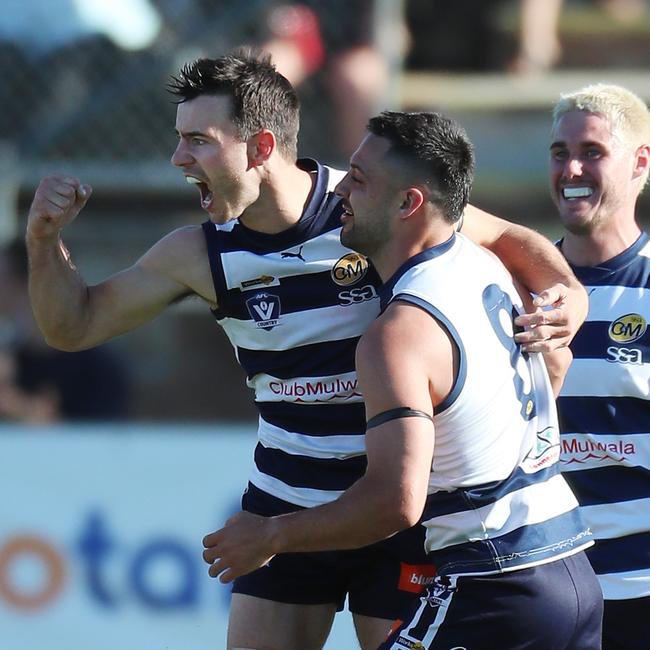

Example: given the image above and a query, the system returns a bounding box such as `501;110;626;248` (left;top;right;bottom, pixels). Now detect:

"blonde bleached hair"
553;83;650;187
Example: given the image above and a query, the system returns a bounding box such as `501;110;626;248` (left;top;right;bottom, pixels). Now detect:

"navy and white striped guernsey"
381;232;593;577
558;231;650;601
202;158;382;508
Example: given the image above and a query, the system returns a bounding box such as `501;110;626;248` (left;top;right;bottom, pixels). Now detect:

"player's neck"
239;163;314;234
562;218;641;267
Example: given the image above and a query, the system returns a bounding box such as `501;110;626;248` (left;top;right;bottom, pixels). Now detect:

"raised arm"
26;175;209;351
202;302;441;583
462;204;588;351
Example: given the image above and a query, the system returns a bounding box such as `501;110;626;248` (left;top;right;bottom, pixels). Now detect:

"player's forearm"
26;235;94;351
268;478;419;554
500;225;579;291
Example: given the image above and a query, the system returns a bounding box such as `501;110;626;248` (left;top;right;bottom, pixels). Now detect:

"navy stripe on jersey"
558;396;649;435
202;219;229;305
258;401;366;436
254;443;367;491
421;462;562;520
587;530;650;575
563;465;650;506
238;337;359;380
431;507;591;576
569;321;650;360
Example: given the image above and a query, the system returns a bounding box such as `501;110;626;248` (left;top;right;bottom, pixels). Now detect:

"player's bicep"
83;230;199;343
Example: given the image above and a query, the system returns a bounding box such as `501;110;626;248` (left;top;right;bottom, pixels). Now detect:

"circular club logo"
331;252;368;286
608;313;647;343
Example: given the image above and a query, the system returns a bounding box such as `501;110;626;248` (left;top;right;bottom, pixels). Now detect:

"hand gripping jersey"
202;159;382;508
382;232;593;577
558;231;650;600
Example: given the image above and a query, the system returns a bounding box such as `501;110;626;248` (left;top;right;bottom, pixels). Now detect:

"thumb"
77;184;92;202
533;283;567;308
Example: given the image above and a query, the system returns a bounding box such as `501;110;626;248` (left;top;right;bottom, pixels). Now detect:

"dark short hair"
167;48;300;159
367;111;474;223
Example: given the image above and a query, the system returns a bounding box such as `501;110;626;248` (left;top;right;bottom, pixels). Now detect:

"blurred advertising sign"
0;424;252;649
0;424;357;650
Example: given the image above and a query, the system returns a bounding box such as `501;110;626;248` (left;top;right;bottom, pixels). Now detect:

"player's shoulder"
141;224;207;274
359;301;439;363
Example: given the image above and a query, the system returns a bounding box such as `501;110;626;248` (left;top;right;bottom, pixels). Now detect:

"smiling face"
171;94;254;223
549;110;639;236
335;133;402;258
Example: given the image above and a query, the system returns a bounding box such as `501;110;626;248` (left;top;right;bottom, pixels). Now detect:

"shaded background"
1;0;650;422
2;2;650;648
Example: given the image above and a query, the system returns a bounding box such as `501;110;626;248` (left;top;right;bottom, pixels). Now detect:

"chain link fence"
0;1;402;171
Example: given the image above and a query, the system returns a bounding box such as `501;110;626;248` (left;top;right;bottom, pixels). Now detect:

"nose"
171;140;191;167
565;157;583;177
334;173;350;199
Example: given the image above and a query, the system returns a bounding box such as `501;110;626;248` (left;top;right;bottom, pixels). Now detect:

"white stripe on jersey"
584;284;650;319
221;301;377;352
580;498;650;541
423;474;579;553
598;569;650;600
219;229;349;290
561;358;650;398
249;463;345;507
258;416;365;459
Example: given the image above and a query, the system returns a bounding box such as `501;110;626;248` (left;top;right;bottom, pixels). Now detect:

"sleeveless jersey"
382;232;593;577
202;158;382;508
558;231;650;600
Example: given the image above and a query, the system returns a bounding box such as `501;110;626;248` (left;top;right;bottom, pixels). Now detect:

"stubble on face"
550;111;633;237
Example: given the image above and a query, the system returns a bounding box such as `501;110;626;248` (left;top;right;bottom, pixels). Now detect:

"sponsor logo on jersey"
608;313;647;343
280;245;305;261
240;275;276;289
560;435;637;465
338;283;379;306
522;426;561;472
606;346;643;364
395;639;425;650
331;252;368;286
246;292;281;330
268;377;361;402
398;562;437;594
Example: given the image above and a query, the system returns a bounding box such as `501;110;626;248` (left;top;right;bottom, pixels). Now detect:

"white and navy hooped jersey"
202;159;382;508
558;231;650;600
382;233;592;577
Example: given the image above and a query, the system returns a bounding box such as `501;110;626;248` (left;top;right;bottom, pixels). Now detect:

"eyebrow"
549;140;602;149
175;129;210;138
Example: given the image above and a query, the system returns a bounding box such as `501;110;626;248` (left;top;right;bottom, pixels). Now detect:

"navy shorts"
602;595;650;650
379;551;603;649
232;483;431;619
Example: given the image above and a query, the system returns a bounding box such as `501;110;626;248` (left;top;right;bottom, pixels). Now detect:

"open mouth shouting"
186;175;214;211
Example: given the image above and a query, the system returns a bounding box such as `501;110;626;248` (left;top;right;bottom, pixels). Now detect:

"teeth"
186;176;202;185
563;187;593;199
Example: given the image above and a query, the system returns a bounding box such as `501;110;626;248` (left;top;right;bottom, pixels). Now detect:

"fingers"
531;283;568;308
515;302;572;352
515;305;565;329
27;175;92;241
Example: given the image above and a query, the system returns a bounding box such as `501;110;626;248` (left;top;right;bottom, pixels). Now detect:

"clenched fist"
26;175;92;242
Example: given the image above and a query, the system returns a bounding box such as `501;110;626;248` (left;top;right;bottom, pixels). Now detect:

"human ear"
399;188;425;219
248;130;276;166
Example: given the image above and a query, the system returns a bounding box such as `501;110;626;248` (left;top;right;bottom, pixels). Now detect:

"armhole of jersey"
201;220;228;314
392;293;467;413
